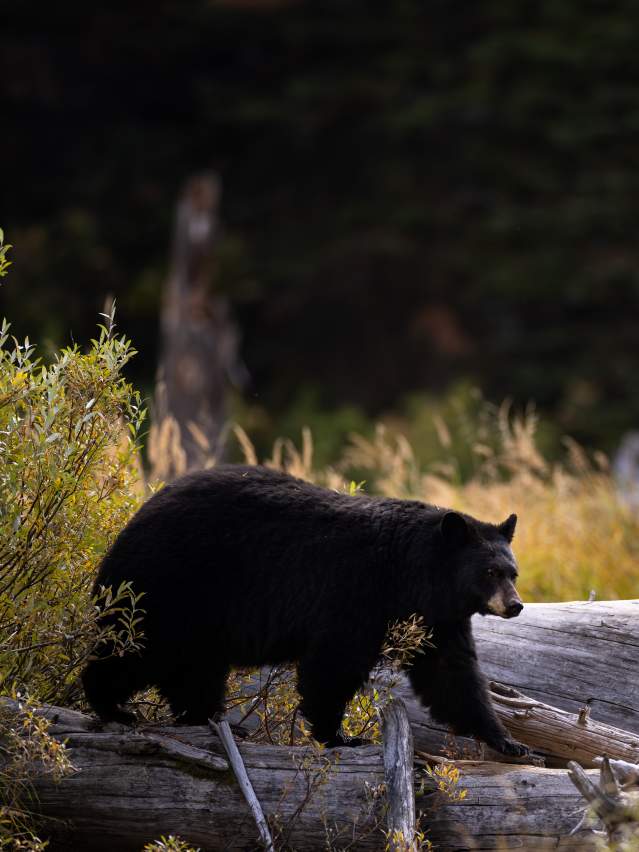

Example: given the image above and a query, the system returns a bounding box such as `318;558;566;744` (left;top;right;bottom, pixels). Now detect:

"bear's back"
94;465;381;594
93;466;399;664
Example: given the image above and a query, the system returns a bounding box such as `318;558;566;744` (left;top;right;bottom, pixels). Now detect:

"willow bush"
0;304;146;846
0;309;145;702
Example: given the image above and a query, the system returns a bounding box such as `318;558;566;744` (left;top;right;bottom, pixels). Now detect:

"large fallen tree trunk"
9;601;638;848
394;600;639;761
25;704;387;851
473;600;639;729
6;702;600;851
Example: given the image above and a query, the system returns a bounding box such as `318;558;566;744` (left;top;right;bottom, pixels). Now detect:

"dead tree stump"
152;173;246;478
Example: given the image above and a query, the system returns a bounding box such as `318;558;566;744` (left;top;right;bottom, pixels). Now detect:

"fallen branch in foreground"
210;716;276;852
568;756;639;847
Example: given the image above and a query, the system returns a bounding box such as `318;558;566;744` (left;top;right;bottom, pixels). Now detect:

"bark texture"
381;698;416;848
30;705;386;851
420;760;599;850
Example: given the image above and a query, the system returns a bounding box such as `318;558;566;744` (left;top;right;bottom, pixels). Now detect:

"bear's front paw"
494;736;529;757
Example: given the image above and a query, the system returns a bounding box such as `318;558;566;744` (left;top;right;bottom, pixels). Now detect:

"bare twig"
210;716;275;852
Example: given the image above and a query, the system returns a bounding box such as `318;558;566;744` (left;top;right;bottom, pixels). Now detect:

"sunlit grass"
224;407;639;604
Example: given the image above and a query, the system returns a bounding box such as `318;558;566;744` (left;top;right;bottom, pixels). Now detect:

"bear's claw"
496;737;529;757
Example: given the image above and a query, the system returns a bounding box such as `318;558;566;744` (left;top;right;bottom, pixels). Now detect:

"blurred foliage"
3;1;639;454
0;232;11;281
230;387;372;470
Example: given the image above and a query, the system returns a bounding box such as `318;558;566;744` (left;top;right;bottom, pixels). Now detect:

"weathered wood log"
395;600;639;761
381;697;416;849
419;760;600;850
3;701;605;851
27;703;387;851
474;600;639;729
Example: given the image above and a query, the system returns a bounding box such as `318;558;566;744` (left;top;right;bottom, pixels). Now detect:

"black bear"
82;465;527;755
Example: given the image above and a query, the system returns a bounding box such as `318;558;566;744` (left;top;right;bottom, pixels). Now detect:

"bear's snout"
505;600;524;618
486;582;523;618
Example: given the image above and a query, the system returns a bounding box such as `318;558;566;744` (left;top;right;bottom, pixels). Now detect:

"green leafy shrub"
0;308;146;702
0;288;146;847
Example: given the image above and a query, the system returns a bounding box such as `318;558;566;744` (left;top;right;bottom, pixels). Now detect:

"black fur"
82;465;527;754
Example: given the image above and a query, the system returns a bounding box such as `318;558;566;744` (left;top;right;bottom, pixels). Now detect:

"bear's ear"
499;513;517;543
440;511;470;547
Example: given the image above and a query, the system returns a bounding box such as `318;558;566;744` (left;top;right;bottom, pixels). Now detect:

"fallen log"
473;600;639;730
419;760;600;851
394;599;639;761
2;701;602;851
26;703;389;850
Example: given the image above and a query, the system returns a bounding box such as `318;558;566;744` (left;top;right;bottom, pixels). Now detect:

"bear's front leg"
407;623;529;757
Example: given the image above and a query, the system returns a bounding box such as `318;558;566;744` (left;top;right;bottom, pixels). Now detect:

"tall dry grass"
148;406;639;603
352;418;639;603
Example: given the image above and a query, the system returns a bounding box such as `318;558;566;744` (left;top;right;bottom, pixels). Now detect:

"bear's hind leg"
297;654;370;747
159;664;229;725
82;656;144;725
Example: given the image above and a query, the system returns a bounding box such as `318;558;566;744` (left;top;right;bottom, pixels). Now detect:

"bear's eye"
486;567;495;578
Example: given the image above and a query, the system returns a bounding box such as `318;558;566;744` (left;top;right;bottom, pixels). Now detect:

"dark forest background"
3;0;639;466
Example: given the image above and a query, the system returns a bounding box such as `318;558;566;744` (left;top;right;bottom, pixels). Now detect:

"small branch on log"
61;731;228;775
210;717;275;852
488;681;639;768
381;697;416;849
594;756;639;787
568;756;639;846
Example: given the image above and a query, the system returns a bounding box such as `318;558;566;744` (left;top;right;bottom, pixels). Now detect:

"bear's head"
440;511;523;619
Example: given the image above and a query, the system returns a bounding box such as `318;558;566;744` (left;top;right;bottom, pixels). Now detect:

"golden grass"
148;404;639;603
235;408;639;603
